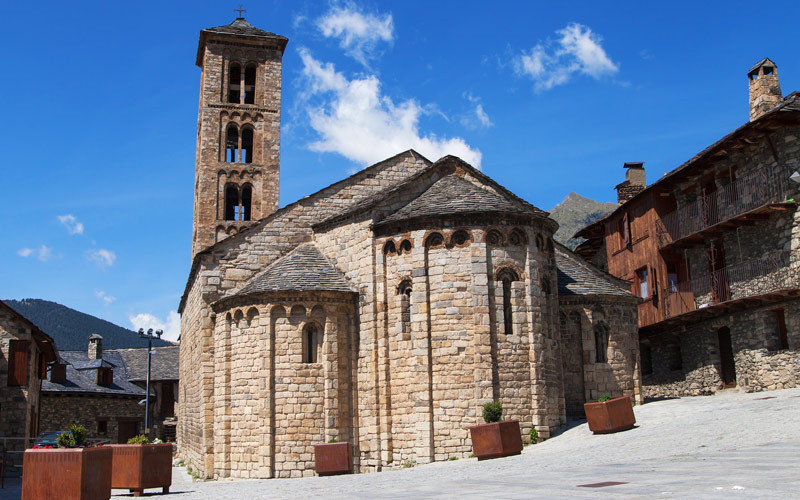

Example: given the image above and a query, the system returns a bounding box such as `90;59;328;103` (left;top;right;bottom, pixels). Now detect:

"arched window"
241;127;254;164
594;323;609;363
244;64;256;104
425;232;444;248
226;125;239;163
399;239;412;254
228;63;241;103
486;229;503;246
397;279;412;334
383;241;397;256
535;234;545;251
496;268;519;336
509;228;526;246
225;185;239;221
241;184;252;221
304;323;322;363
451;230;470;247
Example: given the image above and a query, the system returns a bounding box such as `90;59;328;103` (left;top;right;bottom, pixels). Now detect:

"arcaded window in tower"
225;185;239;221
594;323;609;363
241;184;252;221
304;323;322;363
496;268;519;336
241;127;254;163
226;125;239;163
397;279;412;334
228;63;241;103
244;64;256;104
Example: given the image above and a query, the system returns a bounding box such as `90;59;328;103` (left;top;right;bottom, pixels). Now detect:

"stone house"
575;58;800;398
40;336;179;443
0;300;57;441
178;17;642;479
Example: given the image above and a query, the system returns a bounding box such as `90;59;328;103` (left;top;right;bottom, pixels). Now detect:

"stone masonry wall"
39;394;143;442
0;309;45;440
643;299;800;398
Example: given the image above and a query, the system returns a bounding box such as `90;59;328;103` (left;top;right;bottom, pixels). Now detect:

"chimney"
88;334;103;360
616;162;646;204
749;58;782;121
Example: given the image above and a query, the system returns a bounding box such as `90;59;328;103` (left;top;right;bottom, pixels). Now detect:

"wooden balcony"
655;169;795;249
652;251;799;329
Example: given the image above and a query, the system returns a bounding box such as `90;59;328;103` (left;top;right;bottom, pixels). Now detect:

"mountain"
549;193;617;250
4;299;173;351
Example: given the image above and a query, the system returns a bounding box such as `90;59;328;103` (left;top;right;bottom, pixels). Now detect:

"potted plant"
584;393;636;434
314;438;352;476
468;402;523;460
107;435;173;497
22;424;112;500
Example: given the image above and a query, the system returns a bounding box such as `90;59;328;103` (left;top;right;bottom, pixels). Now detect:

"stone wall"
0;309;45;440
642;299;800;398
39;394;143;442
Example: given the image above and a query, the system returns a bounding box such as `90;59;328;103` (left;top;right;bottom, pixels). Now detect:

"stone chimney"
615;162;646;204
88;334;103;360
749;58;782;121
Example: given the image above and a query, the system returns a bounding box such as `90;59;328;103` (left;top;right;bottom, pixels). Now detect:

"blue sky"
2;0;798;341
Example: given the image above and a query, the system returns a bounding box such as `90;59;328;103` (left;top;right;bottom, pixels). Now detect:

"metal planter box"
22;447;113;500
314;442;352;476
468;420;523;461
584;395;636;434
107;444;173;497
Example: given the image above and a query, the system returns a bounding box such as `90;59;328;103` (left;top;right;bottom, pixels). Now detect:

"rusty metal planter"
314;442;352;476
22;446;112;500
107;444;173;497
468;420;523;461
584;396;636;434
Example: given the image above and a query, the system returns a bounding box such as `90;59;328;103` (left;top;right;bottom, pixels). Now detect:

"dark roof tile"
555;244;635;297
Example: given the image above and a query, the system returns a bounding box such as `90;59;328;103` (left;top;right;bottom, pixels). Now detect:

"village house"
0;300;57;441
177;17;642;479
575;58;800;398
40;335;179;443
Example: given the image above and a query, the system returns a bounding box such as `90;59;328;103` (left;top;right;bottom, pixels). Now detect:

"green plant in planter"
482;401;503;423
598;394;612;403
56;424;87;448
127;434;150;445
328;438;338;443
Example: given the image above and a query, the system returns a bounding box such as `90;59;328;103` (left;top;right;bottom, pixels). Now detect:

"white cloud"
18;245;52;261
129;311;180;343
298;49;482;168
57;214;84;235
317;2;393;67
461;93;493;129
514;23;619;92
94;290;116;305
86;248;116;268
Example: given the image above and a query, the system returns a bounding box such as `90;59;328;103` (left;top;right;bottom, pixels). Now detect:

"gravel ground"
3;387;798;499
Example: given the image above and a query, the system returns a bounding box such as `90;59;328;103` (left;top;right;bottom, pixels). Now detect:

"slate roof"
202;17;288;40
380;173;543;224
117;346;179;382
555;243;635;298
233;243;356;298
42;350;147;397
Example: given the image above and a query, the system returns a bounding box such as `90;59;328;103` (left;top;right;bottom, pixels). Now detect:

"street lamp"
137;328;162;437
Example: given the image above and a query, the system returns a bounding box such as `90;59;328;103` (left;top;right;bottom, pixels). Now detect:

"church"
177;17;642;479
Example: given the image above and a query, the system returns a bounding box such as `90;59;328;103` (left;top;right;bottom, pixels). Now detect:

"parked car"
33;431;68;447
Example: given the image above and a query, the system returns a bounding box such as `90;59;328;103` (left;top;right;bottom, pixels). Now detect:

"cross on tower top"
234;4;246;17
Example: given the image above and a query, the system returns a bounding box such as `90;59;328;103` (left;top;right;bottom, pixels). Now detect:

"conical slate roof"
380;174;542;224
203;17;287;39
234;243;355;297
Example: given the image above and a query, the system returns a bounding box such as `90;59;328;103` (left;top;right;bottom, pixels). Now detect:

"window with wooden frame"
774;308;789;351
303;323;322;364
635;267;649;299
7;340;30;386
97;419;108;436
617;212;630;250
96;367;113;387
594;323;609;363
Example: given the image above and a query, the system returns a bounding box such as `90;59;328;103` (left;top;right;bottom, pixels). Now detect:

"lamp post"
138;328;162;437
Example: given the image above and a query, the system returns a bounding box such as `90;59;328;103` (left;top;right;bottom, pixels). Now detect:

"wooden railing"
662;251;795;318
656;169;790;248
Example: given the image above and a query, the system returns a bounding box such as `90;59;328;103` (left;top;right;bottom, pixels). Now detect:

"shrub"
598;394;612;403
56;424;87;448
328;438;338;443
127;434;150;445
528;427;538;444
482;401;503;424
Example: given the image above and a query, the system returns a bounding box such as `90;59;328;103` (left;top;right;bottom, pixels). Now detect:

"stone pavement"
2;387;798;499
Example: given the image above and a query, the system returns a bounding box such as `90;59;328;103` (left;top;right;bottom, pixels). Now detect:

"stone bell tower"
192;17;288;258
748;58;782;122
